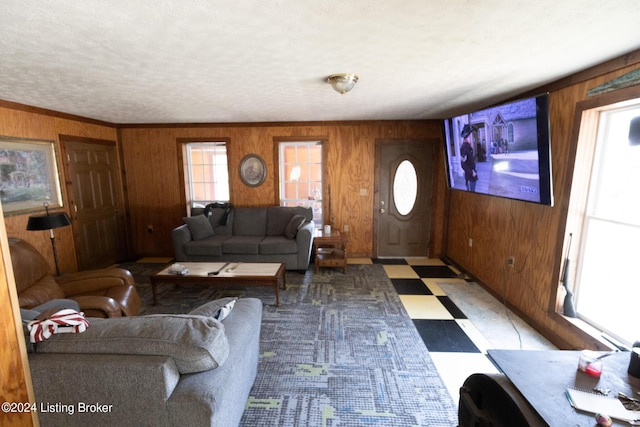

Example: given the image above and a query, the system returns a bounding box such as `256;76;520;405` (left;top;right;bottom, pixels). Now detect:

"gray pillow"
183;214;215;240
34;314;229;374
285;214;306;239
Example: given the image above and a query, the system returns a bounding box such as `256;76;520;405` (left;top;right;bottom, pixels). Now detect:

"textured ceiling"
1;1;640;124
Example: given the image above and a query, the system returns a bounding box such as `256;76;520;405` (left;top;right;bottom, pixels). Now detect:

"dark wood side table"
313;229;348;273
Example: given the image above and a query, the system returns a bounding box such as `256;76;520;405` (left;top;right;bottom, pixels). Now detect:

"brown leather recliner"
9;238;141;318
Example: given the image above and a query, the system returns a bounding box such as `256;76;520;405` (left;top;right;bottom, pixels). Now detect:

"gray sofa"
172;206;315;270
27;297;262;427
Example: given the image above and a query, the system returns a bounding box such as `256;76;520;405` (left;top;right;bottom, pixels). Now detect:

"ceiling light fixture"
327;73;359;94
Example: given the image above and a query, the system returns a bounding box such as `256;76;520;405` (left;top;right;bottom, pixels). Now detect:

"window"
184;142;229;208
570;99;640;346
393;160;418;216
278;141;323;227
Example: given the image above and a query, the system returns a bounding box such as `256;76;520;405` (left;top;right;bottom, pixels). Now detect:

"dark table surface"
488;349;640;427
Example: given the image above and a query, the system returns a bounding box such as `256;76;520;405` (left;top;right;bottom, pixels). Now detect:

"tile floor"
350;256;557;405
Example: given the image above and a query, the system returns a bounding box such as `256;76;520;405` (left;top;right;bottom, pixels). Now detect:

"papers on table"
566;388;640;424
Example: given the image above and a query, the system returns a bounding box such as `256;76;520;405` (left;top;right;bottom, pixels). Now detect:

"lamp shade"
27;212;72;231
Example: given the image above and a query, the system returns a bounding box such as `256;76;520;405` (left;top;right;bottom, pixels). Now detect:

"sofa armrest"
56;268;134;295
295;221;315;269
56;268;141;316
70;295;122;318
29;353;180;426
172;224;192;261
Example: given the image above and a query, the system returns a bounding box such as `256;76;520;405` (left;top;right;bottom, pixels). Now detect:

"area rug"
121;261;458;426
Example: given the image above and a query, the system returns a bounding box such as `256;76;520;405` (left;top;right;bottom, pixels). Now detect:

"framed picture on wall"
239;154;267;187
0;136;63;216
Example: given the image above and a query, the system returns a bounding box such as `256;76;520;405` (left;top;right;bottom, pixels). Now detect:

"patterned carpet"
121;261;458;426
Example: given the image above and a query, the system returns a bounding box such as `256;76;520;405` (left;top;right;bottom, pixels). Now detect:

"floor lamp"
26;204;72;276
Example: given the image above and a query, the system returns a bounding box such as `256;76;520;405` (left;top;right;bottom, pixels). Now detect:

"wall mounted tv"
442;93;553;206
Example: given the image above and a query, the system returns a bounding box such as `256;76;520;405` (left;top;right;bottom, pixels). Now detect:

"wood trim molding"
517;49;640;101
119;120;430;129
58;134;116;146
0;99;115;128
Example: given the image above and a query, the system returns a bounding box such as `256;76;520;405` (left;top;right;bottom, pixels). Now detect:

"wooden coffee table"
149;262;286;306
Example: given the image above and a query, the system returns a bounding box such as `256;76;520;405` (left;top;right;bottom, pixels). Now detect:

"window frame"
177;137;231;214
559;84;640;347
274;137;326;227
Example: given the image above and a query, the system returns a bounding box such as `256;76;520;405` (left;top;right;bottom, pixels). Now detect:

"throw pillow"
285;214;306;239
183;214;215;241
34;314;229;374
188;297;237;321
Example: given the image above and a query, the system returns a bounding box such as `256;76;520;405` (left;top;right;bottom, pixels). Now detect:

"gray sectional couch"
172;206;315;270
28;297;262;427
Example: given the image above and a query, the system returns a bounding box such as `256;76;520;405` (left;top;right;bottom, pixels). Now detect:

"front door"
375;139;434;258
61;136;126;270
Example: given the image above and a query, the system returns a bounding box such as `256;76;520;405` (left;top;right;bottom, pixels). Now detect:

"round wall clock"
239;154;267;187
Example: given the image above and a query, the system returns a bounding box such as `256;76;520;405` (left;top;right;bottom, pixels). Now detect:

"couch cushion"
34;314;229;374
188;297;237;321
206;204;232;226
285;214;306;239
232;207;267;236
191;207;205;216
183;214;215;241
190;207;233;235
184;235;228;257
292;206;313;222
266;206;295;236
211;208;234;236
223;236;262;254
18;275;66;309
267;206;313;236
260;236;298;255
9;238;53;293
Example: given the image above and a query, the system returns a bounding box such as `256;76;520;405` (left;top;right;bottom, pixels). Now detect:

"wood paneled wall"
0;103;117;426
0;211;37;426
0;105;118;274
444;61;640;350
119;121;445;258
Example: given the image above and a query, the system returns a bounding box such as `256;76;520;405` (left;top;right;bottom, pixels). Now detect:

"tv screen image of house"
443;94;553;206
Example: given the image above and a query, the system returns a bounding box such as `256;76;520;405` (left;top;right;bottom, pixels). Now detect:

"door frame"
59;134;129;268
373;138;435;258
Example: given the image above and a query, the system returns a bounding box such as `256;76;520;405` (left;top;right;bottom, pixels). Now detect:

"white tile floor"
435;279;557;404
361;257;557;406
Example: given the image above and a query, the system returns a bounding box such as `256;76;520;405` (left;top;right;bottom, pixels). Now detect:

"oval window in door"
393;160;418;215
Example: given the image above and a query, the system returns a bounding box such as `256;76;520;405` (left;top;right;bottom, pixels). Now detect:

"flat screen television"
442;93;553;206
